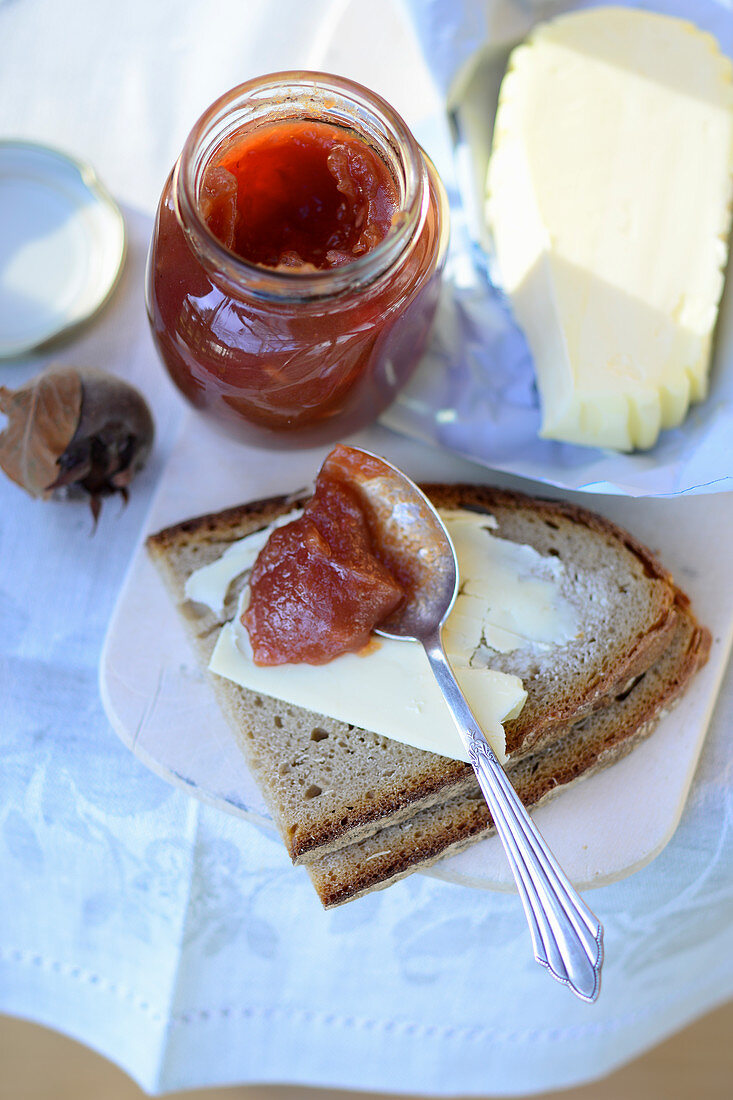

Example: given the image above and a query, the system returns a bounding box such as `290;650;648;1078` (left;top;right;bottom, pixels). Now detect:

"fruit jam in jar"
146;72;449;448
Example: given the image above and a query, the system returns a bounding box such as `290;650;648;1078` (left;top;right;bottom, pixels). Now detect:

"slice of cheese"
188;509;580;763
213;616;525;763
486;8;733;451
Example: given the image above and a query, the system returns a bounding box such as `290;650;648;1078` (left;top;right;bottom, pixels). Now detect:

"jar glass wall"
146;72;449;448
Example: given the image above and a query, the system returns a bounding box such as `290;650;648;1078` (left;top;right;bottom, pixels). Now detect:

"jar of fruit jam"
146;72;449;448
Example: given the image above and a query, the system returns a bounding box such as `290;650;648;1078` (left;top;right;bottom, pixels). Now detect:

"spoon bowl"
344;459;458;640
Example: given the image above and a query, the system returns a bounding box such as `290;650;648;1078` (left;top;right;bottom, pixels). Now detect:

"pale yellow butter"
486;7;733;451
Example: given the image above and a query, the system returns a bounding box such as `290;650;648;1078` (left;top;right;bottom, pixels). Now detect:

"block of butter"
486;7;733;451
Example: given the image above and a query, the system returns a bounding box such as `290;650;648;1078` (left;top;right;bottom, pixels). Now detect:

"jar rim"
175;71;428;302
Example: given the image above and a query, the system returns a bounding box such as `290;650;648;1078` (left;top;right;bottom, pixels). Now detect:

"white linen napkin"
1;4;733;1097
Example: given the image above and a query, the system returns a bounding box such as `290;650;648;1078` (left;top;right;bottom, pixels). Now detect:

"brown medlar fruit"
0;365;155;521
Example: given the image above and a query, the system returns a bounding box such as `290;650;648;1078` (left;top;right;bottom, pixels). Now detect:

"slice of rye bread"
306;599;711;907
147;484;686;863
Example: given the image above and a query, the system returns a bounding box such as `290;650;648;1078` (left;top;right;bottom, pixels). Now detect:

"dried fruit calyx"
0;365;155;519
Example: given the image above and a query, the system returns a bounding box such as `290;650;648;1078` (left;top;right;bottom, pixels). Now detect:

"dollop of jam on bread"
244;447;404;665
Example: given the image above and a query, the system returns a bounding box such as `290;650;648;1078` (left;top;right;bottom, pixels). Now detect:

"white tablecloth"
1;1;732;1095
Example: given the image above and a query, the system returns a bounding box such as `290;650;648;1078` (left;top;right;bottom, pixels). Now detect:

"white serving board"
100;413;733;890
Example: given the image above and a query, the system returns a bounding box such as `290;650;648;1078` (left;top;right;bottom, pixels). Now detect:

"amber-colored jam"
244;447;404;665
200;121;398;270
147;95;447;448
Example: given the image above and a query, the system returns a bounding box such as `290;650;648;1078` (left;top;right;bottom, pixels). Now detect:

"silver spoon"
347;448;603;1002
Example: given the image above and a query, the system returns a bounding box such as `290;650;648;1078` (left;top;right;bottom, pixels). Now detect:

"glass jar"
146;72;449;448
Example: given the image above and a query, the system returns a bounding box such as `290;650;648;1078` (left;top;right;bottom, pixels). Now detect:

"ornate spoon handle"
424;631;603;1002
